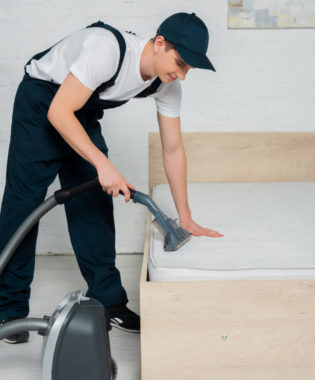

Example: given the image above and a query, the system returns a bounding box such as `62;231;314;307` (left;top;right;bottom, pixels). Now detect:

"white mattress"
149;182;315;281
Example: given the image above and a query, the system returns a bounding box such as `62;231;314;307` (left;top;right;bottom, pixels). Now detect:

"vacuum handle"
119;188;136;199
54;177;136;204
54;177;100;204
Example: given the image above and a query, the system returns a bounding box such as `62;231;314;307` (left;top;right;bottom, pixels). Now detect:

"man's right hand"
96;159;135;202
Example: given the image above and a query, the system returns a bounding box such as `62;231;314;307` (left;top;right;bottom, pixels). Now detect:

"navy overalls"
0;22;161;319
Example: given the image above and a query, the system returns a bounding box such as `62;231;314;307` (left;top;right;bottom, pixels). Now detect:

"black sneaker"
105;304;140;333
0;317;30;344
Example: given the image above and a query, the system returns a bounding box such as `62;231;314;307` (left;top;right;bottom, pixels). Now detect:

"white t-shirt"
25;26;182;118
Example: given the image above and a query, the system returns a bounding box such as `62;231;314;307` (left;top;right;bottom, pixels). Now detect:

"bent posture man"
0;12;223;343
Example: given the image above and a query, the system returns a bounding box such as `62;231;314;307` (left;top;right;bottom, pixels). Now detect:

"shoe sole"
110;322;140;333
3;337;29;344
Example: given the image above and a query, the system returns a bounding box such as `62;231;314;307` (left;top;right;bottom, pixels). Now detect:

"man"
0;12;223;344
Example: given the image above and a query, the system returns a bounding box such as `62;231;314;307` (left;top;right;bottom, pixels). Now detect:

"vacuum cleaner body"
42;291;115;380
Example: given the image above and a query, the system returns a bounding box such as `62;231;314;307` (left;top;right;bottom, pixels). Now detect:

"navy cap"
157;12;215;71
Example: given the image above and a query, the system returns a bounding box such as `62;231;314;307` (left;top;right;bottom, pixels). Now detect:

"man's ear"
153;35;166;52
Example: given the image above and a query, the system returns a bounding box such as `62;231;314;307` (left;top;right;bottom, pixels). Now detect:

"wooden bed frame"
140;132;315;380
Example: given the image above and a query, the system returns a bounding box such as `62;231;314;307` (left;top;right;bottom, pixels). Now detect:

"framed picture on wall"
228;0;315;28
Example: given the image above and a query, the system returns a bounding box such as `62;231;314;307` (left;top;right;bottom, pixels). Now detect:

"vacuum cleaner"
0;177;191;379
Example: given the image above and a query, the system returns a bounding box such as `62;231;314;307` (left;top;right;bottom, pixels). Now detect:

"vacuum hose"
0;318;49;341
0;196;58;276
0;178;100;276
0;179;99;341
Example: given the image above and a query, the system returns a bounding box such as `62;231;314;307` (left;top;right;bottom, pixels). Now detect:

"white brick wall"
1;1;315;253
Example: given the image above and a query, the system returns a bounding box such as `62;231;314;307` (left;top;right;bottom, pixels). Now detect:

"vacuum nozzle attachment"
120;187;191;252
152;217;191;251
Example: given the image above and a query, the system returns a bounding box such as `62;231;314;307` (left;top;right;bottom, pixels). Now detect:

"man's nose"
177;67;190;81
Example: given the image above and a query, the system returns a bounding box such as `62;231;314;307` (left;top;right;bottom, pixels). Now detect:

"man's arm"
47;72;134;201
157;112;190;221
157;112;223;237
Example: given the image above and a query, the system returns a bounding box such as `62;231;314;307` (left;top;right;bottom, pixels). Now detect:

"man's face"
153;37;193;83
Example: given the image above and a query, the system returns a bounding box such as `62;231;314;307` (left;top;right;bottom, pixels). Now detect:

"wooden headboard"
149;132;315;194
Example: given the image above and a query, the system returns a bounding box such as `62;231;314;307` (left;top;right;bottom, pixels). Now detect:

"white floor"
0;254;142;380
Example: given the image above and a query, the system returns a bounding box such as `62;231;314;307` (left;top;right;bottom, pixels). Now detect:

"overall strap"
86;21;126;94
24;21;127;94
135;77;162;98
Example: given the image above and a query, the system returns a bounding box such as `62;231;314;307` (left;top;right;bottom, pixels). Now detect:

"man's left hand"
180;217;224;237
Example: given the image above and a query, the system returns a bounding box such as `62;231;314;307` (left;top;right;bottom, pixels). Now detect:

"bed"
140;132;315;380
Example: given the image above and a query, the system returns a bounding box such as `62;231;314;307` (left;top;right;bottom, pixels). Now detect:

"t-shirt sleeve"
152;79;182;118
69;35;119;91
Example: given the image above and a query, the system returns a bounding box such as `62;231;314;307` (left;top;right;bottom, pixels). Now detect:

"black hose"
0;196;58;276
0;178;100;276
54;177;100;204
0;318;49;340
